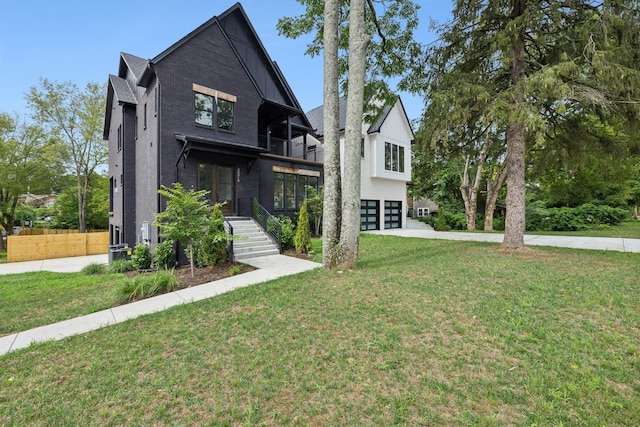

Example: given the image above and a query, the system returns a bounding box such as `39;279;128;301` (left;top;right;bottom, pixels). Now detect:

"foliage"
194;203;228;267
50;174;109;230
81;263;106;275
131;243;152;270
229;265;242;276
413;1;640;248
305;185;323;236
434;209;451;232
278;215;295;250
106;259;135;274
154;183;211;276
526;202;629;232
154;239;175;270
294;201;312;254
0;113;60;248
26;79;107;233
114;270;179;304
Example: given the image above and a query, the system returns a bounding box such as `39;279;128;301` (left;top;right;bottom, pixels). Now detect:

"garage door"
360;200;379;231
384;201;402;229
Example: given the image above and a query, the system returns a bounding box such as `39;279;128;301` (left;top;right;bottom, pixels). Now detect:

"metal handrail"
251;198;282;252
224;220;235;262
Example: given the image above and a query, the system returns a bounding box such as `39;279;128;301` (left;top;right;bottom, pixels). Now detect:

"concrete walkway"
0;254;320;356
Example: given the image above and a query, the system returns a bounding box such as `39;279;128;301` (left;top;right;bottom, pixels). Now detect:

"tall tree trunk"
337;0;368;269
78;181;87;233
503;0;527;249
322;0;342;268
460;135;489;231
484;163;507;231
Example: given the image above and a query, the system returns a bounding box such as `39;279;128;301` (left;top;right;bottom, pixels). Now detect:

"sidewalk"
0;254;321;356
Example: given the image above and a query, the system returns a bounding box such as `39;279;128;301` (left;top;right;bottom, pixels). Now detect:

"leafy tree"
51;174;109;230
305;185;324;236
294;200;312;253
413;1;640;249
195;203;228;267
154;183;211;277
26;79;107;233
0;113;59;249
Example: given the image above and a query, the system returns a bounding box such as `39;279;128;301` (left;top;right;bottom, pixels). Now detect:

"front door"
199;164;235;214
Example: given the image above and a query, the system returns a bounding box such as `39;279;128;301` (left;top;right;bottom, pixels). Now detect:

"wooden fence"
7;232;109;263
17;228;80;236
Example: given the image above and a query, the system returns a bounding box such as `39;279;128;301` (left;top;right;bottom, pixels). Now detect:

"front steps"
226;218;280;262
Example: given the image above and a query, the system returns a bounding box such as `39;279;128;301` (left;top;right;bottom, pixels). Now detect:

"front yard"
1;234;639;425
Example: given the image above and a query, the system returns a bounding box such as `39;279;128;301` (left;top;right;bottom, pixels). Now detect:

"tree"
305;185;324;236
413;1;640;249
279;0;420;268
51;174;109;230
26;79;107;233
294;200;312;254
0;113;59;249
153;183;212;277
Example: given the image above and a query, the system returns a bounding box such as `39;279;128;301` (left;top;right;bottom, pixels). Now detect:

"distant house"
299;97;414;230
412;197;439;217
104;3;322;247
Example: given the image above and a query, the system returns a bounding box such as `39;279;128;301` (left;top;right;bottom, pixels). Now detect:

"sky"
0;0;452;124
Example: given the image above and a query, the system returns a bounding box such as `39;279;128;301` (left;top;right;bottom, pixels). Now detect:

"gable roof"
136;3;311;130
306;97;413;138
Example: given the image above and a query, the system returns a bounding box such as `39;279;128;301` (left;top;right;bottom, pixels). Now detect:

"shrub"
106;259;135;274
434;210;451;231
154;239;175;270
81;262;105;275
114;269;179;304
526;202;629;232
131;243;152;270
195;203;228;267
418;215;435;227
294;201;312;253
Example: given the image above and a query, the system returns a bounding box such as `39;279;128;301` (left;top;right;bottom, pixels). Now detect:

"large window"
194;84;236;131
217;98;234;131
384;142;405;173
273;171;320;211
195;93;214;126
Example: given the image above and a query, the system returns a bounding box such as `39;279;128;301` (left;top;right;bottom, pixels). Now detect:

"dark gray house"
105;3;322;247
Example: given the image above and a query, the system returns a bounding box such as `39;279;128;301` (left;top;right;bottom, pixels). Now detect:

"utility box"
109;243;132;263
141;221;151;243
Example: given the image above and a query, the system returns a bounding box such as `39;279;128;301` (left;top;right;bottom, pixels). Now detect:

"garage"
384;200;402;229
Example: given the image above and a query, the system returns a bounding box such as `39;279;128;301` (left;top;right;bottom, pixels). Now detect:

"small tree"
305;185;323;236
196;203;228;267
153;183;211;277
294;200;312;254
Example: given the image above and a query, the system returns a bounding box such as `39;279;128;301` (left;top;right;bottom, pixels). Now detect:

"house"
300;97;414;230
412;197;439;218
104;3;322;248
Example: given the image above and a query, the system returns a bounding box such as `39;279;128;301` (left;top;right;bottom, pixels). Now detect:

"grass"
1;234;639;425
0;271;124;336
524;220;640;239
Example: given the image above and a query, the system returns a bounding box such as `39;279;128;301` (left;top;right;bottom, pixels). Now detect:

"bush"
131;243;152;270
294;201;312;253
279;215;295;249
154;239;175;270
418;215;436;227
114;269;179;304
195;204;228;267
434;210;451;231
526;202;629;232
81;262;105;275
106;259;135;274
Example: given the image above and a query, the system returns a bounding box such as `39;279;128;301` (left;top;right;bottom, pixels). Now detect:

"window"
273;171;320;210
384;142;405;172
143;103;147;130
361;138;365;158
417;208;429;217
217;98;234;131
154;87;158;115
274;173;284;209
195;93;214;126
193;84;236;131
117;125;122;152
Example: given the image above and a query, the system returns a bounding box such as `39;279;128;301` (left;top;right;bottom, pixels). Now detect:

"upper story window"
193;84;236;132
385;142;405;173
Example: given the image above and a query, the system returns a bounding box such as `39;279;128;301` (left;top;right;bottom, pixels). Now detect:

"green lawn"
524;220;640;239
0;271;124;335
1;234;639;426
